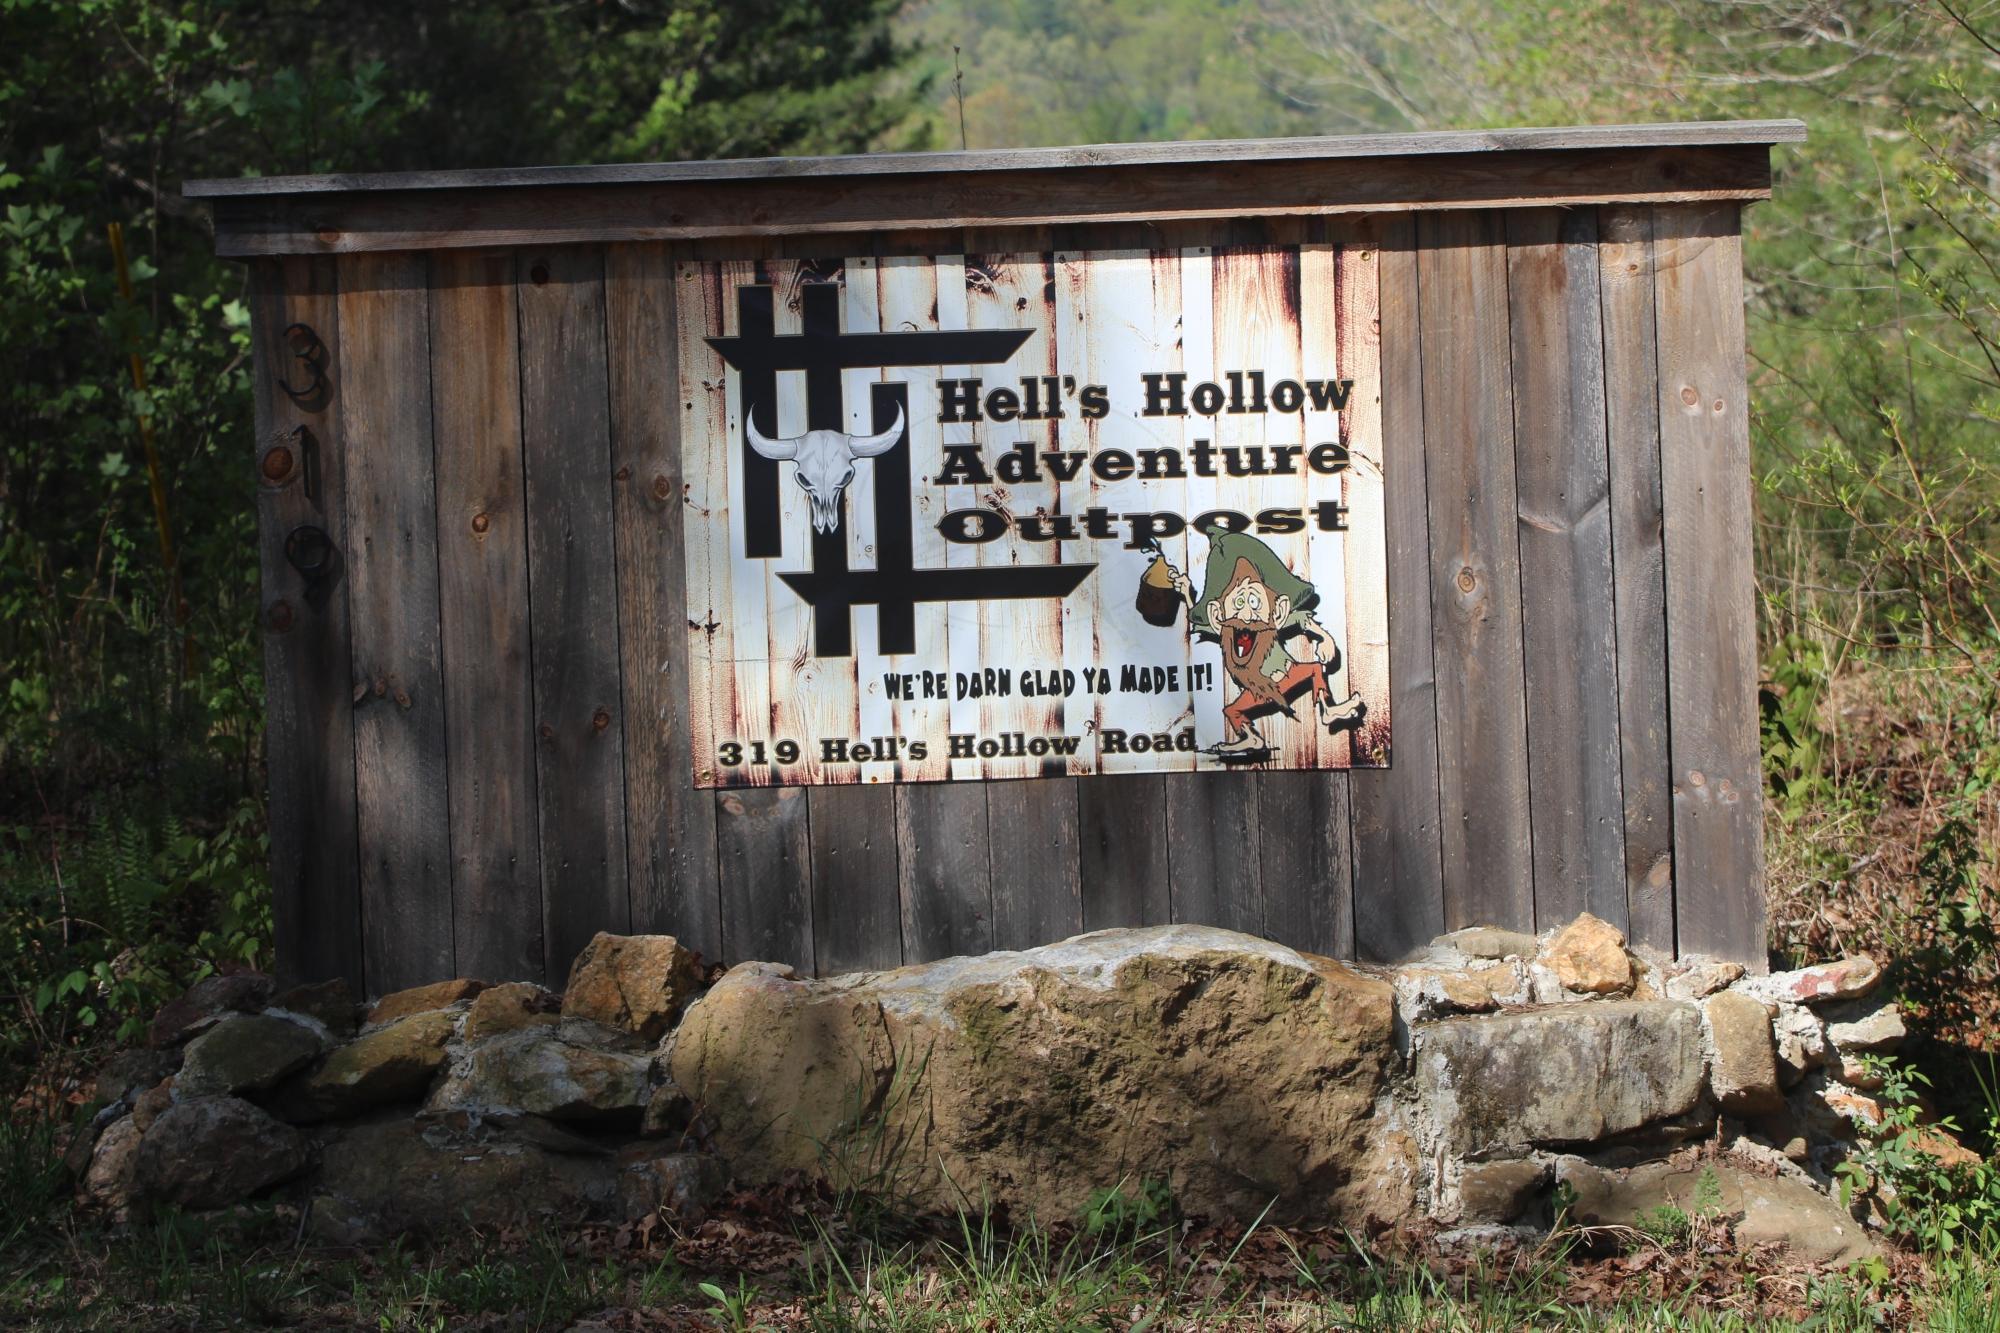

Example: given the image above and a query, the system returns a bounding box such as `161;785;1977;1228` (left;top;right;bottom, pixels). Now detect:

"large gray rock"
80;1115;144;1220
135;1096;311;1209
1704;992;1783;1116
176;1013;323;1097
1556;1159;1878;1264
670;925;1412;1227
147;972;274;1048
427;1022;651;1125
1414;1001;1707;1153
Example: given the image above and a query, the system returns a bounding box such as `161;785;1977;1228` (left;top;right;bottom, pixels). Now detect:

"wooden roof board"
185;120;1806;199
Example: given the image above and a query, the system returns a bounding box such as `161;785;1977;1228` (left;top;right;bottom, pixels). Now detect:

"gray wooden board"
717;786;813;967
987;779;1083;951
1653;203;1766;965
186;120;1806;197
1505;208;1629;930
895;783;995;961
605;240;723;966
1078;775;1171;933
808;784;904;973
336;251;455;993
1349;216;1446;962
1416;210;1535;934
202;145;1781;258
249;255;363;990
1597;206;1677;954
1256;772;1354;958
428;248;544;982
1165;773;1263;937
515;246;632;983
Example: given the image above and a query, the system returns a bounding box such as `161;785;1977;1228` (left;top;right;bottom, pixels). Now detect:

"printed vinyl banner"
675;245;1391;788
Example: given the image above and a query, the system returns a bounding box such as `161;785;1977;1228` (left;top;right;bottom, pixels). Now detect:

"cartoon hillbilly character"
1161;521;1365;756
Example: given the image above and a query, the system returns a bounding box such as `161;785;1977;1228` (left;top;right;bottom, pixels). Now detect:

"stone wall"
68;916;1962;1263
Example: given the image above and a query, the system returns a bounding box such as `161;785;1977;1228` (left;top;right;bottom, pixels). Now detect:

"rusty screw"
261;445;296;484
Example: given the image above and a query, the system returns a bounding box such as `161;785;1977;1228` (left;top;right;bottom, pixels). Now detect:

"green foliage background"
3;0;1995;1093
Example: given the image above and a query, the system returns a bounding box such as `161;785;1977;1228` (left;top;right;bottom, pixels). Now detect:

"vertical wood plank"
1078;775;1171;931
1350;216;1446;961
1506;208;1628;931
249;256;363;990
516;246;631;983
607;241;723;965
810;782;903;973
895;783;994;960
1257;773;1354;957
988;779;1082;950
1598;206;1677;955
1416;210;1535;934
337;251;454;992
1654;203;1765;964
717;786;813;966
429;250;543;981
1166;773;1263;935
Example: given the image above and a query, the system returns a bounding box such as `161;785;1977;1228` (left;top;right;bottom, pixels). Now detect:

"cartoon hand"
1169;566;1192;598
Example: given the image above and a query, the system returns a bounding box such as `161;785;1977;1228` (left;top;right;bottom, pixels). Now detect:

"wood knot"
260;445;294;483
592;708;612;733
1688;769;1706;787
1680;386;1700;407
530;262;550;286
471;512;490;534
1456;567;1477;594
265;600;294;633
652;475;671;501
539;722;555;741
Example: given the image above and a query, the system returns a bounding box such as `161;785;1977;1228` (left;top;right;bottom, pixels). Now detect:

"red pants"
1223;661;1329;737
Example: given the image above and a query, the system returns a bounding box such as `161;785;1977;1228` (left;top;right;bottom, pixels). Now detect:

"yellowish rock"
465;982;561;1043
368;978;488;1026
1540;913;1633;995
562;933;704;1042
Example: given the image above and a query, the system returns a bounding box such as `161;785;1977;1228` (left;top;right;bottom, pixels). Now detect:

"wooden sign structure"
190;119;1802;993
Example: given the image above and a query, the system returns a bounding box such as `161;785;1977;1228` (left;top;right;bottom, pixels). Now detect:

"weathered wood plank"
248;256;363;990
1166;773;1263;936
1416;210;1535;935
1505;208;1628;931
716;786;813;967
428;249;543;981
895;784;994;961
188;121;1808;198
336;251;454;992
606;241;723;964
987;779;1082;951
1350;217;1446;962
516;246;631;983
810;784;903;973
1078;775;1171;931
1597;206;1677;954
1654;203;1765;965
206;144;1783;257
1257;773;1354;957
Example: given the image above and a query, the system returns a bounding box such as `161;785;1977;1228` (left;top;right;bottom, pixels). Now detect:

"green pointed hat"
1189;520;1317;638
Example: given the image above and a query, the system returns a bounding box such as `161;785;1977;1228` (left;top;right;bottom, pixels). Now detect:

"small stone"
136;1096;310;1210
270;979;360;1039
131;1078;176;1132
428;1024;651;1125
1704;992;1784;1117
367;978;488;1026
1824;1001;1906;1055
465;981;562;1043
1839;1054;1885;1090
1664;959;1744;1002
80;1116;144;1220
1456;1159;1544;1223
1539;913;1633;995
1436;927;1540;961
1912;1128;1981;1170
277;1008;458;1122
640;1083;699;1143
148;972;274;1048
94;1048;181;1107
1822;1085;1884;1129
562;933;704;1042
177;1014;323;1097
1735;957;1880;1006
1771;1005;1825;1088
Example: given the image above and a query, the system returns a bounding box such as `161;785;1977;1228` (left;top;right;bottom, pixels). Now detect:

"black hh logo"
707;280;1096;658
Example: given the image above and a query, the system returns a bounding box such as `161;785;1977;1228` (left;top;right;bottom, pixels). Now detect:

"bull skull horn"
742;407;800;461
846;405;906;458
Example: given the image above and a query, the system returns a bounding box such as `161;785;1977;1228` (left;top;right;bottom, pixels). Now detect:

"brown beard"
1218;615;1285;707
